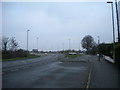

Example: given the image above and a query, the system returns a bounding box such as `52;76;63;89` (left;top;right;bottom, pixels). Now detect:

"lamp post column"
27;29;30;57
107;2;115;63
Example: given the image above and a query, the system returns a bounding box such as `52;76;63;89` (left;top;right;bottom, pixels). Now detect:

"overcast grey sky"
2;2;119;51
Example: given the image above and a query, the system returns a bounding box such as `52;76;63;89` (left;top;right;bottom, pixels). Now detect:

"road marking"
21;61;27;63
59;62;63;63
86;62;92;89
11;69;19;72
22;66;28;69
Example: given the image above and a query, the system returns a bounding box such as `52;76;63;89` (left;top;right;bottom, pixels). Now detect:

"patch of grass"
66;54;81;58
2;55;40;61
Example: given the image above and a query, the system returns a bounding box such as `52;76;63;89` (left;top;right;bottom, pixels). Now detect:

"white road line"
22;66;27;68
86;62;92;89
58;62;63;63
11;69;19;72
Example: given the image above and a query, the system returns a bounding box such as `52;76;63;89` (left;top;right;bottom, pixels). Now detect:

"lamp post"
98;36;100;45
98;36;100;61
115;0;120;42
79;42;80;51
27;29;30;57
37;37;38;50
69;38;71;50
63;42;64;51
37;37;39;55
107;1;115;63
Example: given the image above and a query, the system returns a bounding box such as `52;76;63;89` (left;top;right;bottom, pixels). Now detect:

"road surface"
2;54;119;88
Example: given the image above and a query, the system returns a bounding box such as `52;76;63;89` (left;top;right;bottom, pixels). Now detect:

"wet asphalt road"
2;54;63;73
2;54;119;88
2;54;90;88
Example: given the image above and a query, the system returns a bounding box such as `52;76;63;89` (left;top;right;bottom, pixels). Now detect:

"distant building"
32;49;38;52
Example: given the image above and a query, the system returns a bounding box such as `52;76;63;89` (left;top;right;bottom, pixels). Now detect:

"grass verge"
1;55;40;61
66;54;82;58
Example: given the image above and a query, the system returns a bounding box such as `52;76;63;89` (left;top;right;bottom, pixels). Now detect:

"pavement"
89;55;120;88
2;54;120;88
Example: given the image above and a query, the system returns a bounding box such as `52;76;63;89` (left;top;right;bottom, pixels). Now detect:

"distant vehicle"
44;53;48;55
30;52;40;56
68;52;77;55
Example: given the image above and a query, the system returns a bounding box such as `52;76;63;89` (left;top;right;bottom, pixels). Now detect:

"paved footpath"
89;55;120;88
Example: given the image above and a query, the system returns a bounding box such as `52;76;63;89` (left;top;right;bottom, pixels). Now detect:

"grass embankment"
66;54;81;58
1;55;40;61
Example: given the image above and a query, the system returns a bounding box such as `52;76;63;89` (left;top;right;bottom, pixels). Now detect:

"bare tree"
2;36;19;51
81;35;95;51
9;37;19;51
2;37;9;51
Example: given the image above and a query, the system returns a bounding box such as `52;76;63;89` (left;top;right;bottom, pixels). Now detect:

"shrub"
2;49;27;59
115;43;120;63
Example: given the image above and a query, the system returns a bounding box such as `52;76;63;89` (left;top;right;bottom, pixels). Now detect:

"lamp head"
107;1;113;3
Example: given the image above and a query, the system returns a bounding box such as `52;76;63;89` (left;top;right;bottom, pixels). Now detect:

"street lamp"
98;36;100;61
27;29;30;57
98;36;100;45
63;42;64;51
107;1;115;63
37;37;38;50
115;0;120;42
69;38;71;50
79;42;80;51
37;37;39;55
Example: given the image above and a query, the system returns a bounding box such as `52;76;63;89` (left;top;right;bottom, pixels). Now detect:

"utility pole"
115;0;120;42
